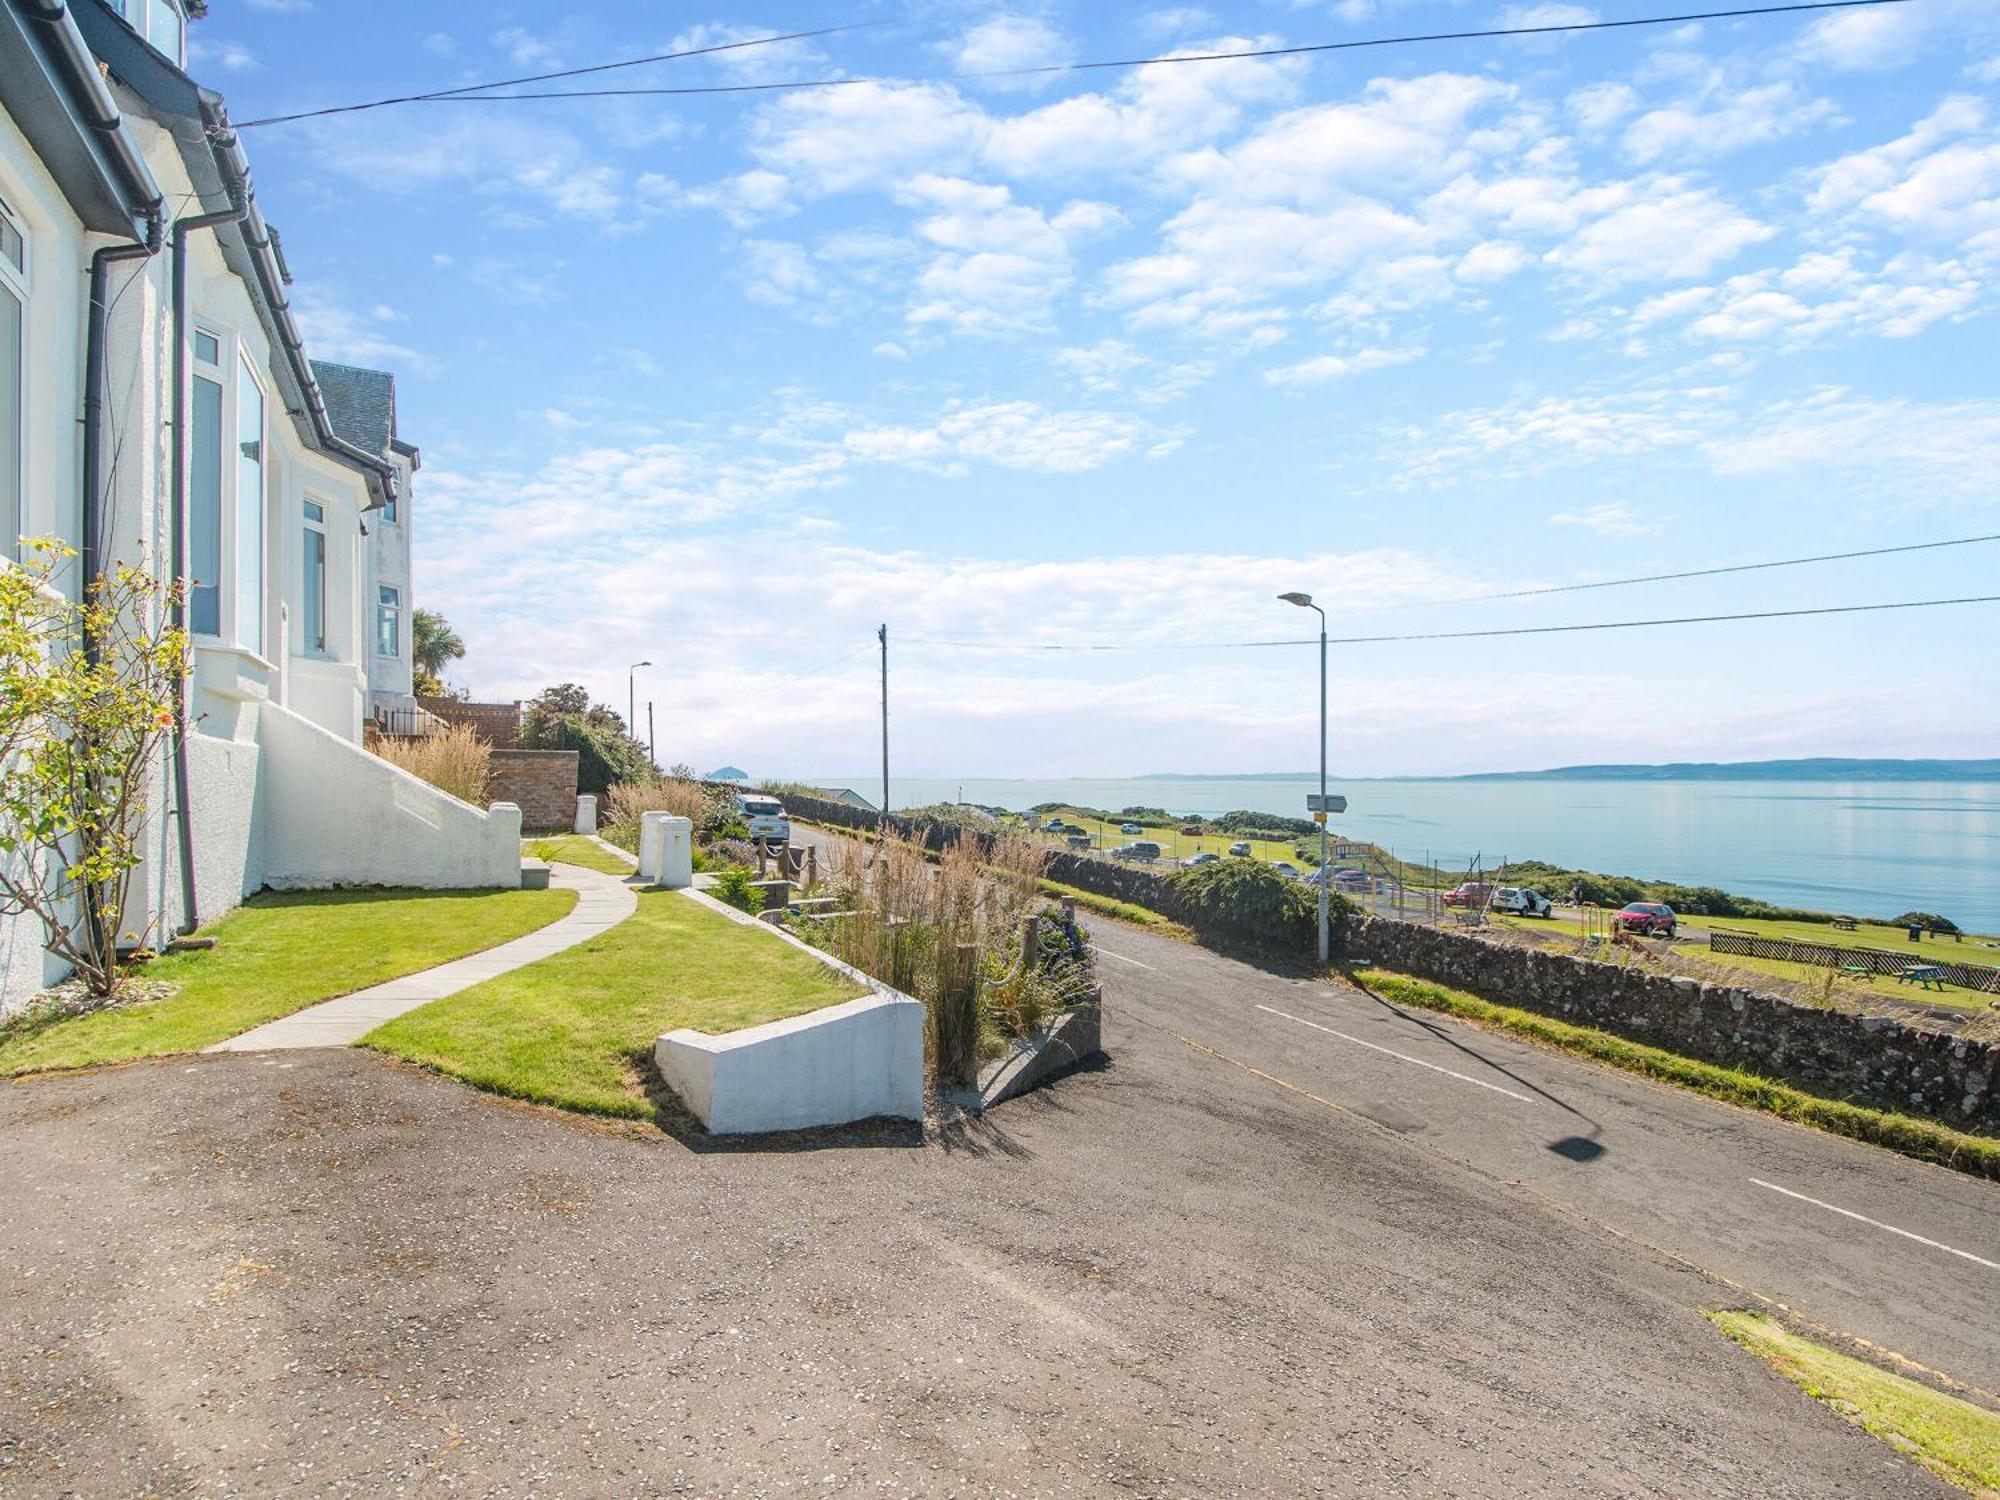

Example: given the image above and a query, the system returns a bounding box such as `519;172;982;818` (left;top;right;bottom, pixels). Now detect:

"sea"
810;775;2000;932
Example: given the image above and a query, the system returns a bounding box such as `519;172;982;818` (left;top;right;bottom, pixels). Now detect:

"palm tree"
412;608;465;696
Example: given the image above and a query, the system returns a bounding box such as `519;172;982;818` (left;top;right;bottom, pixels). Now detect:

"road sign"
1306;794;1347;814
1311;811;1327;825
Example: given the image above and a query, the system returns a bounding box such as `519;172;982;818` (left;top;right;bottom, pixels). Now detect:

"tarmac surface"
0;1017;1964;1497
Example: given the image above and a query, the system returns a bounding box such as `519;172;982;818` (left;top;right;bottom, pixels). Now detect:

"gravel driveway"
0;1025;1949;1497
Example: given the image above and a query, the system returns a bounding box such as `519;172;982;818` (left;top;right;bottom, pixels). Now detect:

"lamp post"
628;659;651;741
1278;592;1330;965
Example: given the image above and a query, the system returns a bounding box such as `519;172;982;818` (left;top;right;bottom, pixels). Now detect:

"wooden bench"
1897;964;1947;992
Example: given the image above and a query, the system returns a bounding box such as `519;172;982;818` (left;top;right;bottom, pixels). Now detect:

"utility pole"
878;623;889;841
647;701;656;772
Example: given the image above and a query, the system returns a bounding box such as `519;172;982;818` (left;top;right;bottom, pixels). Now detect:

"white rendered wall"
655;992;926;1134
257;703;521;889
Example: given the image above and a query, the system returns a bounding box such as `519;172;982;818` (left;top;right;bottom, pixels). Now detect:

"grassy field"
1710;1311;2000;1496
1351;967;2000;1179
526;833;636;876
362;888;858;1119
0;887;578;1075
1039;878;1194;940
1487;907;2000;1011
1020;809;1310;866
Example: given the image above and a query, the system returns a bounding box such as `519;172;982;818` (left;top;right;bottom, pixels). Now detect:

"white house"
0;0;520;1012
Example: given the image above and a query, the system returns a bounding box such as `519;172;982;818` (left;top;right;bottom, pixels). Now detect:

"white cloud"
740;240;824;312
187;38;259;72
1568;82;1638;132
899;176;1115;335
291;287;427;370
1264;346;1423;385
1622;81;1838;163
493;27;558;68
843;401;1170;474
749;83;987;198
1546;501;1662;537
1794;3;1930;71
1807;98;2000;256
669;22;826;84
950;16;1073;85
1543;178;1773;283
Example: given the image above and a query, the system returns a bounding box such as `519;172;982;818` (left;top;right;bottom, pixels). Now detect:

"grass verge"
1352;968;2000;1182
1039;878;1193;940
1709;1311;2000;1496
527;833;636;876
0;888;578;1075
361;888;858;1119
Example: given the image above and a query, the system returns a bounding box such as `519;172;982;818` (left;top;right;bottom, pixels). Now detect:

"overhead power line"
1383;529;2000;612
233;0;1912;127
898;594;2000;653
233;23;872;129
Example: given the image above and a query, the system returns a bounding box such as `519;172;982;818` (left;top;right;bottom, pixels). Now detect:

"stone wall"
1350;916;2000;1134
490;749;580;833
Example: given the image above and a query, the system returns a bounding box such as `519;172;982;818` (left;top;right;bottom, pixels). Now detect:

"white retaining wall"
656;992;926;1134
258;704;521;890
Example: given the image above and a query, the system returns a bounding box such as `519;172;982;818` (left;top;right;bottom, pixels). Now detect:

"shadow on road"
1339;970;1609;1162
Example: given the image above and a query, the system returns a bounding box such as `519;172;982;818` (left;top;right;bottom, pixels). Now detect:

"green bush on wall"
1165;859;1353;953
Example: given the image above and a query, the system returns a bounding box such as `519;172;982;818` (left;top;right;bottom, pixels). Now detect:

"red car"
1443;882;1493;908
1615;901;1678;938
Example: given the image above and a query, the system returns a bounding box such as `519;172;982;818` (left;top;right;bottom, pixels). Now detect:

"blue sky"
195;0;1999;776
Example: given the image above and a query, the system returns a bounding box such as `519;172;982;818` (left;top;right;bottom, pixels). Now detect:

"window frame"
300;496;329;658
375;584;401;661
0;190;25;567
233;349;266;658
185;324;274;662
188;323;225;637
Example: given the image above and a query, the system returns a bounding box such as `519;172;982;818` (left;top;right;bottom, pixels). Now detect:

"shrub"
713;864;758;913
376;723;490;807
1893;912;1960;935
1166;859;1350;953
600;778;705;849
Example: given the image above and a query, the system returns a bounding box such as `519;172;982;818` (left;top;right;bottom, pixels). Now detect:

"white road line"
1748;1179;2000;1272
1094;947;1156;971
1254;1004;1534;1103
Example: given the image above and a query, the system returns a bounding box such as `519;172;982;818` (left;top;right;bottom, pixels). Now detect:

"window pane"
0;286;19;561
190;375;222;634
0;216;21;276
302;526;325;655
234;363;263;655
144;0;183;63
194;331;219;365
303;499;323;524
376;586;399;657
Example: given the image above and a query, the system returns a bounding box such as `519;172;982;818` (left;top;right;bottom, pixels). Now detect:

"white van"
734;793;791;847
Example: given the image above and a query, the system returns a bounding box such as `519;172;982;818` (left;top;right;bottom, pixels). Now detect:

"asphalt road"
1080;912;2000;1389
0;1038;1954;1497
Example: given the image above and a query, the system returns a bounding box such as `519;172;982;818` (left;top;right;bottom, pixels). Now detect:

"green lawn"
526;833;636;876
1488;908;2000;1011
361;888;860;1119
1024;809;1309;866
0;887;578;1075
1710;1311;2000;1496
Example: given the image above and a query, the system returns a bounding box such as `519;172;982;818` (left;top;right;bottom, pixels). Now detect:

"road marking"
1254;1004;1534;1103
1748;1178;2000;1272
1094;947;1156;971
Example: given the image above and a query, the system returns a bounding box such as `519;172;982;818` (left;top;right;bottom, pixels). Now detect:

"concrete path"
208;865;639;1052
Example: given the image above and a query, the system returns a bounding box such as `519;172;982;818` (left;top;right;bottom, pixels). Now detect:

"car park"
1615;901;1678;937
1111;840;1163;862
1228;842;1252;856
1490;886;1554;918
1119;822;1144;835
1185;851;1220;867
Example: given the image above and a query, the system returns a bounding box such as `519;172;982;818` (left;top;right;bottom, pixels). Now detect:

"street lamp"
628;659;651;741
1278;592;1331;965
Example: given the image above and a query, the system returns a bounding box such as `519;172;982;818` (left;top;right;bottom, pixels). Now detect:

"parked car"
1043;818;1069;834
1185;851;1220;867
1228;841;1253;856
1273;861;1303;878
733;794;791;847
1179;824;1204;837
1332;868;1370;890
1065;832;1091;849
1490;886;1554;918
1119;822;1144;835
1443;882;1493;909
1615;901;1678;937
1111;840;1162;863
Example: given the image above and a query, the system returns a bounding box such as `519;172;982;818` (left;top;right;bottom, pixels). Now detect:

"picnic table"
1897;964;1947;991
1832;916;1857;931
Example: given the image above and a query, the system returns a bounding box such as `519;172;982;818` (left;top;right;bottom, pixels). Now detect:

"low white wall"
656;992;926;1134
257;703;521;889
